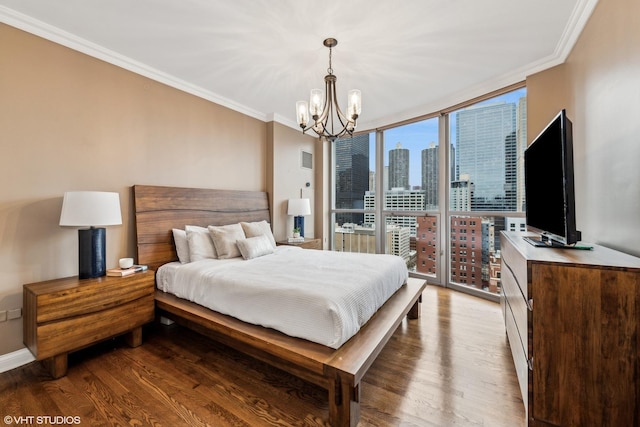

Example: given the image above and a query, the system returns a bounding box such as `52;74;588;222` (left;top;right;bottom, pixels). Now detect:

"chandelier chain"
327;45;333;75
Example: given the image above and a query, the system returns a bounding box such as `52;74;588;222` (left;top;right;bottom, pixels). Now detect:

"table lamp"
59;191;122;279
287;198;311;237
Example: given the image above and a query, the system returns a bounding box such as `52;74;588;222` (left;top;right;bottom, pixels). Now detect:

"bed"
133;184;426;426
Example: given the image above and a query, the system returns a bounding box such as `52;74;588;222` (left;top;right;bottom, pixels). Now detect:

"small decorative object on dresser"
118;257;134;269
23;270;155;378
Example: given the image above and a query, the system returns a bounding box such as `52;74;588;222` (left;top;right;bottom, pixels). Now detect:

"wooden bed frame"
133;185;426;426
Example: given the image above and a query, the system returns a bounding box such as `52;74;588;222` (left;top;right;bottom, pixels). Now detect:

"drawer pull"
528;357;533;371
527;298;533;311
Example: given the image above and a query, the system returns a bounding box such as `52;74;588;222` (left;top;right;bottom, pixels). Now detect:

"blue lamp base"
293;216;305;238
78;227;106;279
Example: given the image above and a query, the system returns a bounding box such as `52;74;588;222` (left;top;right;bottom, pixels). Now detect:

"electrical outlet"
0;310;6;322
7;308;22;320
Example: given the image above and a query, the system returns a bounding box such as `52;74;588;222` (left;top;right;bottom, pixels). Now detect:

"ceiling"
0;0;598;132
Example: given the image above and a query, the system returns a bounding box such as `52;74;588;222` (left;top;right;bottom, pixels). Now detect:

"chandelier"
296;38;361;141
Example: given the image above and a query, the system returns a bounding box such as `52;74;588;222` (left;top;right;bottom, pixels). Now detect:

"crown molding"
0;6;267;122
554;0;599;61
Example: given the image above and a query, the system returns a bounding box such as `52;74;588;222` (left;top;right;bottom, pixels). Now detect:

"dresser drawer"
501;258;529;358
34;293;154;360
501;236;528;299
504;299;529;410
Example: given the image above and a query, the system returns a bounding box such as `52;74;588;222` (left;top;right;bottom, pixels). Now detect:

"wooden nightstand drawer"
35;293;154;359
276;238;322;250
26;272;154;324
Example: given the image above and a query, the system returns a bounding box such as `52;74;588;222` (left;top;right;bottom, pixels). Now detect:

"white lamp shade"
59;191;122;227
287;198;311;216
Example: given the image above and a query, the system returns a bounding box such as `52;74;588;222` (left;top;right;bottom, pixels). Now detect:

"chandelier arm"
328;75;351;126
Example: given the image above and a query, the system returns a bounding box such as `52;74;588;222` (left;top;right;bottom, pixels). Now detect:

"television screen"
524;109;580;246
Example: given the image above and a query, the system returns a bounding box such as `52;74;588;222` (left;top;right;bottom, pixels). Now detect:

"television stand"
523;235;592;250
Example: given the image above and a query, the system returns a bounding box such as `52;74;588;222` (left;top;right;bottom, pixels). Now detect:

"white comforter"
156;246;408;348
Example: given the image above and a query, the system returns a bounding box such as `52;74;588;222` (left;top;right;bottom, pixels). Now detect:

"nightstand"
276;238;322;250
23;270;155;378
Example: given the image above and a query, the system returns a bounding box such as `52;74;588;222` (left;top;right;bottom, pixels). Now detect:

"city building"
334;223;411;263
416;216;438;276
456;102;517;210
334;134;370;225
450;216;486;290
388;142;410;190
364;189;425;236
450;174;472;211
421;143;438;209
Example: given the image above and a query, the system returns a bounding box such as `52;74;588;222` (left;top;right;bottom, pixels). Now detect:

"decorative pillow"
186;225;217;261
208;223;245;259
240;220;277;249
236;235;275;260
172;228;190;263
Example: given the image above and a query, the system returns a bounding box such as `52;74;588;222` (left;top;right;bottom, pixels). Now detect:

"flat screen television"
524;109;581;247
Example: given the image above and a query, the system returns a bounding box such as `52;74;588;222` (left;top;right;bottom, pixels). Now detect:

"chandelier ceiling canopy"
296;38;361;141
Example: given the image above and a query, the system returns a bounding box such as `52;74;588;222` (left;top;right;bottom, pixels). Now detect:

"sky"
368;88;527;186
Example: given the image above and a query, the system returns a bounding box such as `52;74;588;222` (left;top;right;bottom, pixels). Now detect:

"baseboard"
0;348;35;373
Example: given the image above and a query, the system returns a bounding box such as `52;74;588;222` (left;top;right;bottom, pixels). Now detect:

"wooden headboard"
133;185;271;271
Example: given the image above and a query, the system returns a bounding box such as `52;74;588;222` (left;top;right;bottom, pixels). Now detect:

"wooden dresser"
500;231;640;426
24;271;155;378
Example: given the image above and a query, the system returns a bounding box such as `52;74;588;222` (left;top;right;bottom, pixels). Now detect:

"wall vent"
301;151;313;169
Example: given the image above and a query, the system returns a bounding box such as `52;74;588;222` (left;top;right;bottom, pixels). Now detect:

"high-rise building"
421;142;438;209
450;174;472;211
516;96;528;212
388;142;409;190
364;189;425;236
334;134;370;224
504;130;517;211
456;102;517;210
333;223;410;262
416;216;437;276
450;216;486;290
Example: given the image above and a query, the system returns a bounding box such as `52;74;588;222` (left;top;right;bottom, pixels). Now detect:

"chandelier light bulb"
296;101;309;128
348;89;361;119
310;89;323;117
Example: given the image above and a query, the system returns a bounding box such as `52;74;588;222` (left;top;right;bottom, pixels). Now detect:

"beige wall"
0;24;270;355
266;122;318;241
526;0;640;257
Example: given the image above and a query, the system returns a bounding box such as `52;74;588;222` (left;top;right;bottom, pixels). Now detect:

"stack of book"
288;237;305;243
106;264;148;277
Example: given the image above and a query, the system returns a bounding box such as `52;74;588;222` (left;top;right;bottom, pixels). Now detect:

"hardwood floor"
0;286;525;426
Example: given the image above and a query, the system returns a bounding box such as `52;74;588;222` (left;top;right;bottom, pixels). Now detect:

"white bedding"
156;246;408;348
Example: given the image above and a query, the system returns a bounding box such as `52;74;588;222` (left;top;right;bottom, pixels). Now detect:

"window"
330;85;526;300
448;88;527;295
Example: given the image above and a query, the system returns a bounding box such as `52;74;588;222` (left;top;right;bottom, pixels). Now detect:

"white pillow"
237;235;275;260
186;225;217;261
172;228;190;263
240;220;276;249
208;224;245;259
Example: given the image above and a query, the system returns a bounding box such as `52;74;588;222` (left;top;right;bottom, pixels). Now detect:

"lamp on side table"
59;191;122;279
287;198;311;237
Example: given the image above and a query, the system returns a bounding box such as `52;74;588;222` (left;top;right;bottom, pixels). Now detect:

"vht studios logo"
4;415;82;425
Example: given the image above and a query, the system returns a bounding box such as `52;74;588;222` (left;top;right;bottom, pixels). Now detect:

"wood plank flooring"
0;286;525;426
